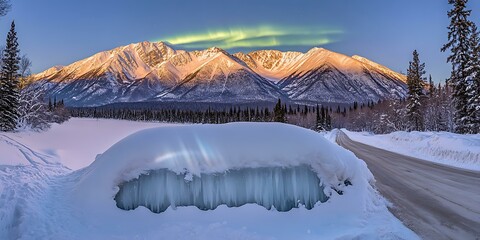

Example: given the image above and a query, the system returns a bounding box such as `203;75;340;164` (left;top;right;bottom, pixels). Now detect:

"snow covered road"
336;131;480;239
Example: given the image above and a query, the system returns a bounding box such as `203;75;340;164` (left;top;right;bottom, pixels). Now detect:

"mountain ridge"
32;41;407;107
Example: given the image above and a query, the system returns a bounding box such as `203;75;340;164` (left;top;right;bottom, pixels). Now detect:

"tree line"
69;99;334;131
331;83;454;133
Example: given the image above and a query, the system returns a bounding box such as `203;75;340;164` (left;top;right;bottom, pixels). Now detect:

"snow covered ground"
343;130;480;171
0;119;418;239
0;118;176;169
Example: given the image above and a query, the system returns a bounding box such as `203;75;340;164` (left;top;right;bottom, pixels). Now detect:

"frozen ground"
343;130;480;171
0;119;418;239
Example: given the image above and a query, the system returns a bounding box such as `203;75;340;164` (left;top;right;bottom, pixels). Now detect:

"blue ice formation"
115;165;328;213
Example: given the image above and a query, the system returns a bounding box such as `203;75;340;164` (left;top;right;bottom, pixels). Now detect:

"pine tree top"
2;21;20;76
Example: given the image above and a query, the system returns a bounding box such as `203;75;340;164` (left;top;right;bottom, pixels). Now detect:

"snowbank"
321;129;340;143
344;130;480;171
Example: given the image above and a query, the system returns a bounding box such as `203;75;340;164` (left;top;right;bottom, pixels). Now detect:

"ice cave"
115;165;328;213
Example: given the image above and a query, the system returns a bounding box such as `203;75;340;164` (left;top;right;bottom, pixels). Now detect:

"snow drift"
344;130;480;171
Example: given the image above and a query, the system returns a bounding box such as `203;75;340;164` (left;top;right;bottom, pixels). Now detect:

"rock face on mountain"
32;41;407;107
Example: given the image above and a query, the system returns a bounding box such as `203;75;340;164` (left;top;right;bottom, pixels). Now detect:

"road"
336;131;480;240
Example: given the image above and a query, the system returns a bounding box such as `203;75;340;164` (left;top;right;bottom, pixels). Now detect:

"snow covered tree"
317;105;326;131
442;80;456;131
15;55;68;130
0;21;20;131
441;0;474;133
314;105;332;131
16;84;51;130
466;24;480;133
406;50;426;131
434;84;449;131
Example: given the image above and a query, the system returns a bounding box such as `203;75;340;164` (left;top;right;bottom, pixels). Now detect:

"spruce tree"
315;104;324;131
406;50;426;131
0;21;20;131
466;24;480;133
441;0;474;133
273;99;286;123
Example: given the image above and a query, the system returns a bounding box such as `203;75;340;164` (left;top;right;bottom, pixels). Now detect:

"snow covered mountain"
32;41;407;107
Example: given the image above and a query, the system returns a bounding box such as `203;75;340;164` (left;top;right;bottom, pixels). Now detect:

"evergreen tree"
0;21;20;131
406;50;426;131
466;24;480;133
436;83;448;131
441;0;474;133
273;99;286;122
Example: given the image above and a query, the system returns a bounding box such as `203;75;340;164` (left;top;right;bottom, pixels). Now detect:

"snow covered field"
0;118;417;239
0;118;176;169
343;130;480;171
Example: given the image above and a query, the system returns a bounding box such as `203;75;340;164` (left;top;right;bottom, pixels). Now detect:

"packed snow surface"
0;118;418;239
343;130;480;171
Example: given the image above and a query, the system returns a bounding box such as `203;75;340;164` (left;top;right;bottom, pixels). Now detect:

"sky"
1;0;479;83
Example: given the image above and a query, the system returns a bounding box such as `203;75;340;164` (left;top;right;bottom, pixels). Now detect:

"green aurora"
155;25;343;49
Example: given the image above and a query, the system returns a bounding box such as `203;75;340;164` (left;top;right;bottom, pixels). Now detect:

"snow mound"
74;123;372;208
344;130;480;171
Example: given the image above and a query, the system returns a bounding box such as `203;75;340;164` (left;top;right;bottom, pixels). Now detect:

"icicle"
115;165;328;213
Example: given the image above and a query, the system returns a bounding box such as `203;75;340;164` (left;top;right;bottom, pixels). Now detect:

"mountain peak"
191;47;230;61
206;47;227;53
308;47;327;52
